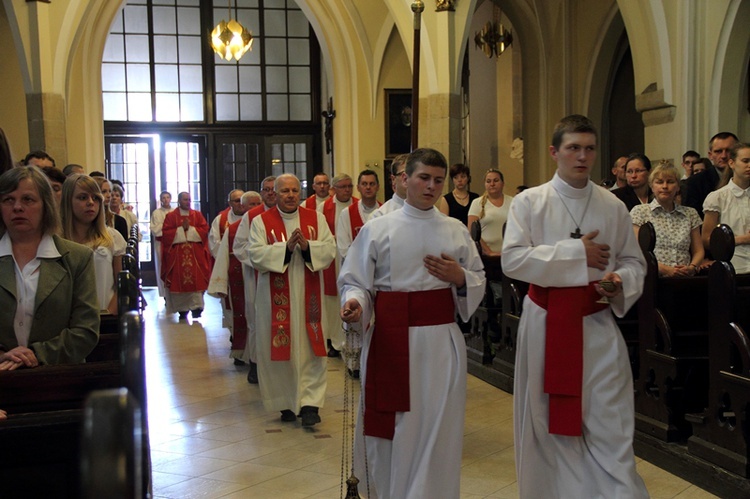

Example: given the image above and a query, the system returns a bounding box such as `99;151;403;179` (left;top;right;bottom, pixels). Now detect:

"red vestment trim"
261;207;326;360
347;201;381;242
365;288;455;440
528;283;608;436
226;220;247;351
322;196;358;296
303;195;317;210
218;207;231;239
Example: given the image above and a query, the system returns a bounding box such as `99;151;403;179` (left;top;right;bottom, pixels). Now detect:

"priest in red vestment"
161;191;212;320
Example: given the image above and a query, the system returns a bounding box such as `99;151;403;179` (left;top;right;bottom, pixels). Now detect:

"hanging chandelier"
474;5;512;59
210;0;254;62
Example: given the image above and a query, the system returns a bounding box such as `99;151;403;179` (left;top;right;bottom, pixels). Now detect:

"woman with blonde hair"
467;168;513;256
630;161;704;277
61;174;127;314
93;175;128;240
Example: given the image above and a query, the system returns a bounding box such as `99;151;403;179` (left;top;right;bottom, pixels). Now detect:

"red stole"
226;220;247;351
322;196;358;296
348;201;381;242
161;208;211;292
218;207;231;239
261;207;326;360
528;283;608;436
366;288;455;440
303;195;318;210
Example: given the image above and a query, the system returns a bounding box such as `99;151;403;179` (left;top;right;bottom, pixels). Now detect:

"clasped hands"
582;229;623;299
286;228;309;252
0;346;39;371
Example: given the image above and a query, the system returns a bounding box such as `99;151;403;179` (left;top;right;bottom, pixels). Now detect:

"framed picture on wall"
385;89;412;158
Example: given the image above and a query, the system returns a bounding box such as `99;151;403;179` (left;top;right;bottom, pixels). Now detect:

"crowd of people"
2;116;748;496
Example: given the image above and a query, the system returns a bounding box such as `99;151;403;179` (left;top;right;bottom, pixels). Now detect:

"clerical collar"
402;201;436;219
551;172;591;199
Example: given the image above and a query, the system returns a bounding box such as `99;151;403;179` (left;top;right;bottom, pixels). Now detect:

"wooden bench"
466;221;501;365
0;311;149;498
634;222;709;442
687;224;750;477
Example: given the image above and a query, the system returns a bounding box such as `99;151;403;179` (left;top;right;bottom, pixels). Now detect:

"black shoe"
327;346;341;358
300;406;321;427
178;311;188;320
347;368;360;379
191;308;203;318
280;409;296;422
247;362;258;384
233;358;246;366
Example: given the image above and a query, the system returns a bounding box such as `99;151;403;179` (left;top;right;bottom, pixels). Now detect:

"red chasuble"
161;208;212;292
226;220;247;351
260;207;326;360
321;196;358;295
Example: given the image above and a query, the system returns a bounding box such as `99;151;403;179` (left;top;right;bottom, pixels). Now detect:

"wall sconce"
436;0;455;12
474;8;512;59
210;0;254;62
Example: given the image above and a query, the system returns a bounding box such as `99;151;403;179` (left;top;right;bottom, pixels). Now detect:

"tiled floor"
143;288;717;498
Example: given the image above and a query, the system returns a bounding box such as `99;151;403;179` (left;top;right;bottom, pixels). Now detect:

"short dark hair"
405;148;448;176
729;142;750;161
625;152;652;171
682;150;700;161
0;165;60;236
23;150;55;168
709;132;739;150
42;165;66;185
551;115;597;149
89;171;105;178
62;164;85;176
449;163;470;180
358;169;379;184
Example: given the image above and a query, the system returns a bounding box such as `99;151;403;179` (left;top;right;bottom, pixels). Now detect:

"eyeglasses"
261;188;275;193
393;171;405;177
626;169;648;175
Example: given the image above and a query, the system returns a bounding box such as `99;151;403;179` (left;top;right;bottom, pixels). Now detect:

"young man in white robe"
149;191;172;298
248;174;336;426
339;148;485;498
502;114;648;498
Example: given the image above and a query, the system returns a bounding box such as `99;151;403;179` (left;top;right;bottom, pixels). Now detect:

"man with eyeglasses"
233;176;277;384
318;173;358;358
684;132;739;218
302;172;330;210
372;153;409;219
209;189;244;258
247;173;336;426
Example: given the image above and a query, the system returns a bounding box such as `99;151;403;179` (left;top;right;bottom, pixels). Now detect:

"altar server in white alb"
339;148;485;498
502;114;648;498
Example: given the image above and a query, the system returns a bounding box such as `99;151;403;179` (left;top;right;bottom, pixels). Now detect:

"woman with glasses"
630;162;704;277
0;166;99;371
60;174;127;315
613;153;653;211
467;168;513;256
438;163;479;225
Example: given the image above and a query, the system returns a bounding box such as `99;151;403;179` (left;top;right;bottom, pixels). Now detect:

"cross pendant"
571;227;582;239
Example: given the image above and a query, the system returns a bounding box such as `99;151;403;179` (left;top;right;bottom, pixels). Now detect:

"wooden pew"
80;388;143;499
493;258;526;391
466;221;501;365
687;224;750;477
634;222;709;442
0;311;148;498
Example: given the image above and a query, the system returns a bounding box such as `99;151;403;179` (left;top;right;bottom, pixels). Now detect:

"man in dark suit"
683;132;738;218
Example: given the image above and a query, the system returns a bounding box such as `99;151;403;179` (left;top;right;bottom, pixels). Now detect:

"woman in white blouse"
60;174;127;315
467;168;513;256
630;162;703;277
702;142;750;273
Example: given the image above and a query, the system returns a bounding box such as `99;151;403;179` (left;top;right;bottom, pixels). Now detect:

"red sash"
261;207;326;360
348;201;381;242
322;196;358;296
226;221;247;351
528;283;609;436
365;288;455;440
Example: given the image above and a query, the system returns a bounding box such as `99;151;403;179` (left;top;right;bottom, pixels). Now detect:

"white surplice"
502;173;648;498
370;193;404;219
150;206;171;297
208;229;247;361
339;202;485;499
248;207;336;412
